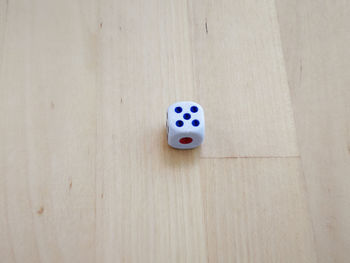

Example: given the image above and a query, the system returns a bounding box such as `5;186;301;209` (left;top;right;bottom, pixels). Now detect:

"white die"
166;101;205;149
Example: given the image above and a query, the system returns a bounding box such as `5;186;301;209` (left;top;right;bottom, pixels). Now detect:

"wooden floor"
0;0;349;262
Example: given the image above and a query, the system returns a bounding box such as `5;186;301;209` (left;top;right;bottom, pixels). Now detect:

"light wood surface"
276;1;350;262
0;0;347;262
190;0;298;158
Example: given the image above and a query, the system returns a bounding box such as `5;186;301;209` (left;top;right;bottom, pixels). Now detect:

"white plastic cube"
166;101;205;149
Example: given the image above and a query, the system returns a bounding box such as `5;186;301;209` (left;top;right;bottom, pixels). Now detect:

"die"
166;101;205;149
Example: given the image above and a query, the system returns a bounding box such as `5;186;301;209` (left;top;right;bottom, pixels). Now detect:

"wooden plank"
189;0;298;158
96;1;207;262
0;0;98;262
201;158;317;263
276;0;350;262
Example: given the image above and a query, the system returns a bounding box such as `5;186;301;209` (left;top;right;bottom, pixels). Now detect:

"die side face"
167;101;205;149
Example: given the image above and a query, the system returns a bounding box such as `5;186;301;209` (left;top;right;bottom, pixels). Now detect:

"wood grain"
0;0;98;262
96;2;206;262
190;0;298;158
201;158;316;263
276;0;350;262
0;0;332;262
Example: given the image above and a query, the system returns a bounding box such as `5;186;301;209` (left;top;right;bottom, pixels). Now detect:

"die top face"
167;101;204;132
167;101;205;149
